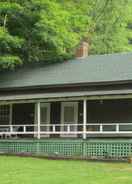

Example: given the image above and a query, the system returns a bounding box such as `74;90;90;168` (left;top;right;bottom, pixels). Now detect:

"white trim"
83;99;87;139
2;93;132;105
61;102;78;138
0;123;132;137
37;102;40;139
9;104;13;135
34;103;38;138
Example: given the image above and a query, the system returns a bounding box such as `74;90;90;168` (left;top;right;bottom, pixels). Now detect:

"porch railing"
0;123;132;137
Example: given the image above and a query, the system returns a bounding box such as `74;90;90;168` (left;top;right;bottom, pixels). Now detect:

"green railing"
0;139;132;159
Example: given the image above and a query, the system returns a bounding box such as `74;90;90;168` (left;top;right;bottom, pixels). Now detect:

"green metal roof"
0;52;132;89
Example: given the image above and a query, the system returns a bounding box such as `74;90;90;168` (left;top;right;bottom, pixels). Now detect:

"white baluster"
24;126;26;133
116;124;119;133
100;124;103;133
37;102;41;139
83;99;87;139
10;125;13;133
67;125;70;133
53;125;56;133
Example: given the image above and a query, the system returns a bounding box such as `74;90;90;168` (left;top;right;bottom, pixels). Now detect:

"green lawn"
0;156;132;184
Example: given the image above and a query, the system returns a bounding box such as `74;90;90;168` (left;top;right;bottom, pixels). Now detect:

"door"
13;103;35;125
13;103;35;138
40;103;50;137
61;102;78;137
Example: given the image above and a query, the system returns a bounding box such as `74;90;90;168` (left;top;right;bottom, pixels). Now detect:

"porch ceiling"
0;89;132;103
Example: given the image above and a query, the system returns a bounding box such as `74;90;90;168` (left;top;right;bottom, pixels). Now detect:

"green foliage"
61;0;132;54
0;27;23;69
0;0;131;70
90;0;132;54
0;2;22;14
0;27;23;51
23;0;84;62
0;55;22;70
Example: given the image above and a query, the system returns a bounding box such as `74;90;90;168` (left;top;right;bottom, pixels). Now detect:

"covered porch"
1;96;132;139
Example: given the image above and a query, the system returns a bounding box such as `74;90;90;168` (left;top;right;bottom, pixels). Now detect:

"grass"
0;156;132;184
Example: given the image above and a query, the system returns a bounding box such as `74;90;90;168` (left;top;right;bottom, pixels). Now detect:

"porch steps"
0;139;132;159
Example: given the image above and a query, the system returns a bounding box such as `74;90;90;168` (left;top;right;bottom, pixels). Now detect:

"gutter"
0;79;132;92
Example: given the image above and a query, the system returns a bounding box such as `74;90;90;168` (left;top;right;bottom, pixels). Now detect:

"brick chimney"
75;41;89;59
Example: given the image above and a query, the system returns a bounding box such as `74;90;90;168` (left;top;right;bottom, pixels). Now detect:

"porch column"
9;104;13;125
37;102;41;139
83;99;87;139
9;104;13;133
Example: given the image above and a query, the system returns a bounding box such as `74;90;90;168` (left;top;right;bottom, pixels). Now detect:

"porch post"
83;99;87;139
9;104;12;125
9;104;13;133
37;102;41;139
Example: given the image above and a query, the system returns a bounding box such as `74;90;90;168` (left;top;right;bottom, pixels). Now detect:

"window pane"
41;107;47;123
64;106;74;122
0;105;10;125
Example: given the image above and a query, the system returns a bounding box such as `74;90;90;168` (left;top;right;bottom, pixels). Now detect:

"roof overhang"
1;89;132;104
0;79;132;92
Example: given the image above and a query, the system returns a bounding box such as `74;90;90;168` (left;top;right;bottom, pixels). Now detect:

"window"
64;106;75;122
0;105;10;125
40;103;50;124
41;106;48;123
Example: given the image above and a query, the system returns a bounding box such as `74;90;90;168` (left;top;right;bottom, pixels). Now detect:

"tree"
60;0;132;54
0;27;23;69
0;2;24;69
0;0;131;70
0;0;89;70
90;0;132;54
